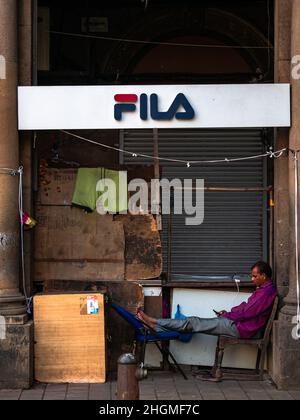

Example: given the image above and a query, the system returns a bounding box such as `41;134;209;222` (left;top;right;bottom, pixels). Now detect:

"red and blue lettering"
114;93;195;121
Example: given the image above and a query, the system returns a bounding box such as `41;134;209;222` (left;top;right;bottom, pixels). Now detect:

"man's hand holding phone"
213;310;226;317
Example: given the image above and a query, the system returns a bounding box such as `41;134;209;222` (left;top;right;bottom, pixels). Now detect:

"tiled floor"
0;371;299;401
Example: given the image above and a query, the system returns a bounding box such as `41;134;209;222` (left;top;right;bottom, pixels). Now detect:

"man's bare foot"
137;311;157;330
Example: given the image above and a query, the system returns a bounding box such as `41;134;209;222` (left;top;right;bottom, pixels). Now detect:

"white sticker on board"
87;296;99;315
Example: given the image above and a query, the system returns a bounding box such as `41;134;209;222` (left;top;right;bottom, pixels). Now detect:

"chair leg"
154;341;174;371
154;341;188;380
256;348;262;372
215;344;225;382
161;342;170;371
211;338;220;377
258;347;267;380
141;340;147;367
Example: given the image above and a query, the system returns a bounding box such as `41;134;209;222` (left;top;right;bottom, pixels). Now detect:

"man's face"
251;266;267;287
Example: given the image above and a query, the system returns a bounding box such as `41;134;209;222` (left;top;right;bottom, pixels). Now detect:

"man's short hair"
251;261;273;279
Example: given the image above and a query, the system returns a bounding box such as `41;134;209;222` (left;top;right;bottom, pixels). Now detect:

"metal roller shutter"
122;129;267;279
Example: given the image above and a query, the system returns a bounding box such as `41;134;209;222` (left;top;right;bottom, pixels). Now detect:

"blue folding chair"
111;303;189;380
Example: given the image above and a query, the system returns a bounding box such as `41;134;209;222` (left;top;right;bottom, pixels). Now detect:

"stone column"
19;0;34;298
284;0;300;313
0;0;33;389
0;0;27;317
273;0;300;390
274;0;291;299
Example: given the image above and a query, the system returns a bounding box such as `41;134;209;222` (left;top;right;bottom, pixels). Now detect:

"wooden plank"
115;214;163;281
34;293;106;383
35;261;124;282
44;281;144;377
34;207;125;282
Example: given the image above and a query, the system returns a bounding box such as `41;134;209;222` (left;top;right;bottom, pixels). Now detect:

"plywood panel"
115;214;162;281
35;261;123;282
34;293;106;383
37;168;77;206
35;168;162;282
34;207;125;282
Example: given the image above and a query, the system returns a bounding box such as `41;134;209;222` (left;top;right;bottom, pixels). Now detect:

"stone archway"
97;7;273;81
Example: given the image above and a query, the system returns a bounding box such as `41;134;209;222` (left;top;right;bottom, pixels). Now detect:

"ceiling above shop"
37;0;274;85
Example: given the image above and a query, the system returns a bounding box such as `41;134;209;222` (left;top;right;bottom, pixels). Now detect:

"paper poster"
87;296;99;315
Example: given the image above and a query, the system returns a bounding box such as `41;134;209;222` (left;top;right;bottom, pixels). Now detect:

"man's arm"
220;301;247;319
222;290;275;322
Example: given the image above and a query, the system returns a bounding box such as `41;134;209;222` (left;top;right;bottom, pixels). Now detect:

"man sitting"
138;261;277;340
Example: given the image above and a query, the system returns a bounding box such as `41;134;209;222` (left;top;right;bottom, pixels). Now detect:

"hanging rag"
72;167;128;213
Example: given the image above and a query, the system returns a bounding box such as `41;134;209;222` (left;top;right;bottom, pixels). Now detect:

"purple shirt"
223;280;277;339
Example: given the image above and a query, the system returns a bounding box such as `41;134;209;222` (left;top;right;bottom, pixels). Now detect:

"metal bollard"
117;353;147;400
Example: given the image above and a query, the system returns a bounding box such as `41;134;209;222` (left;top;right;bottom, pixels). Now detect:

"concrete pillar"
0;0;27;317
272;0;300;390
19;0;34;298
284;0;300;311
0;0;33;389
274;0;291;299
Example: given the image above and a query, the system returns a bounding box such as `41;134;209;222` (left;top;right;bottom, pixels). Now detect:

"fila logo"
114;93;195;121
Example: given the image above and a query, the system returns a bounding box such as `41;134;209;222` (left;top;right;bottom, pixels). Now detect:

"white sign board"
18;84;290;130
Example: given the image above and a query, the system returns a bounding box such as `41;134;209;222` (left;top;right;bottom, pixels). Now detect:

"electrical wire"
227;278;241;309
0;168;20;175
0;167;31;314
17;167;32;314
50;30;274;50
61;130;287;166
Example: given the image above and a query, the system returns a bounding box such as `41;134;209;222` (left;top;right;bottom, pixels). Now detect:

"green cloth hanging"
72;168;128;213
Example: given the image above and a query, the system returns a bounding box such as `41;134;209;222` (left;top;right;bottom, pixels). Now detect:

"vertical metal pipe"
153;129;162;231
167;194;173;284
